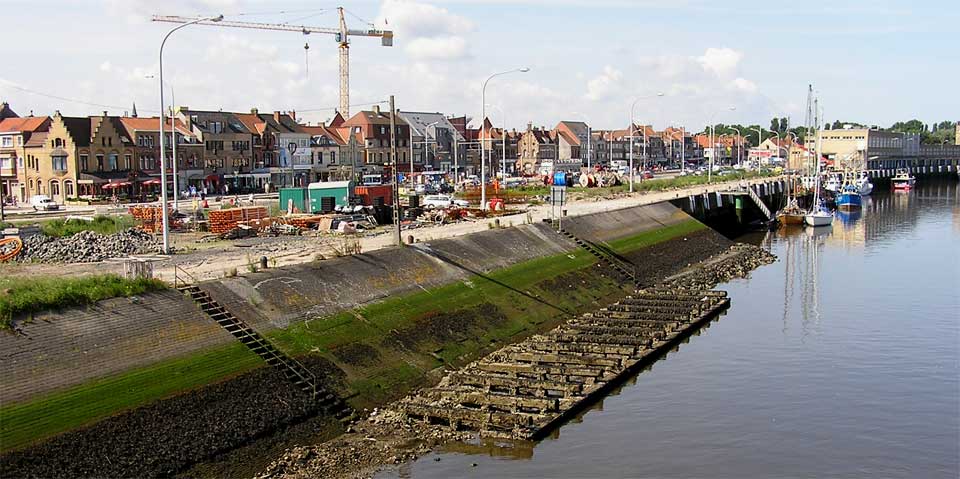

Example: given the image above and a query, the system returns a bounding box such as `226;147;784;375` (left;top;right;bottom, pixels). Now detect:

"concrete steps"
395;287;730;440
557;227;638;284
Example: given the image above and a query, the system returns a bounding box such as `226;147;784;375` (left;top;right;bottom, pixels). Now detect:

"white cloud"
584;66;623;101
377;0;474;61
732;77;757;92
99;61;113;72
405;36;469;61
697;47;743;78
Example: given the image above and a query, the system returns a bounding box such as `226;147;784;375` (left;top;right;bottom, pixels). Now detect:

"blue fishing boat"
835;183;862;211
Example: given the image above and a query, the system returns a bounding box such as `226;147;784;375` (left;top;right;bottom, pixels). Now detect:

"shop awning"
141;179;162;186
102;181;132;189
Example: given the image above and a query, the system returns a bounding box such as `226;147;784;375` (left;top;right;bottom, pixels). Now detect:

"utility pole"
389;95;401;246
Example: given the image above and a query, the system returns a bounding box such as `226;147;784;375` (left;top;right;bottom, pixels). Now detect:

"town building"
0;102;18;121
300;120;362;182
397;111;466;173
175;107;255;192
341;106;411;174
661;127;695;165
118;116;202;196
517;123;558;175
1;115;50;202
805;128;920;171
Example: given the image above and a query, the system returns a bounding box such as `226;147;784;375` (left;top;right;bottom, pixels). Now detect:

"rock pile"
16;229;161;263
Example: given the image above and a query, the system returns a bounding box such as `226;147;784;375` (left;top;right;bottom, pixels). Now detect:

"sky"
1;0;956;132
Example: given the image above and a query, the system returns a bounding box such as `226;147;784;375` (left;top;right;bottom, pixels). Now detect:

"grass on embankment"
0;219;704;451
0;274;167;330
38;215;134;237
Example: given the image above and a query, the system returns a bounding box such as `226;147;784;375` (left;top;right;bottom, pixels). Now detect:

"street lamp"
730;126;743;168
409;120;439;180
707;106;736;183
629;92;664;192
145;74;180;211
481;67;529;208
158;14;222;254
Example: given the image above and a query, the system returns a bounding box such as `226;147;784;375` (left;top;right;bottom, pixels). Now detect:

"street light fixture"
409;119;440;180
629;92;664;192
158;14;222;254
481;67;529;208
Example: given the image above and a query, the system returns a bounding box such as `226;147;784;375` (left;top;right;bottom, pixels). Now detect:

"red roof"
118;116;190;135
0;116;50;133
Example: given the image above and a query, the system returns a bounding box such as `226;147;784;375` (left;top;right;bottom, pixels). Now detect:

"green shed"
279;187;308;213
308;181;353;213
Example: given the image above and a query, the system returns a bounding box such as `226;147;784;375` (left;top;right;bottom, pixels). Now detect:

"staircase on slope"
557;227;638;285
747;186;774;221
178;285;352;420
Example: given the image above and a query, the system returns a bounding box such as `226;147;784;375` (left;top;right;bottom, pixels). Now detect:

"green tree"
831;120;842;130
770;118;780;133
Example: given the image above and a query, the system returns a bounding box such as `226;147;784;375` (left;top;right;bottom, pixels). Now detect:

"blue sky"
1;0;955;131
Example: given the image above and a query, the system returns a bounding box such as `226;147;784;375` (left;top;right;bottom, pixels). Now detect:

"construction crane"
153;7;393;118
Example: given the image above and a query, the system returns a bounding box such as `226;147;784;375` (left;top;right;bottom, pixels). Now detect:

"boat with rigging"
804;96;833;228
856;171;873;196
836;183;862;210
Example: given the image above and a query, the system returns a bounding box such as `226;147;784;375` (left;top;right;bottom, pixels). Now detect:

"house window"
124;154;132;169
80;154;89;171
316;152;323;164
380;126;386;135
1;136;11;147
330;151;336;164
64;180;74;197
52;155;68;171
96;154;104;171
108;154;118;170
50;180;60;197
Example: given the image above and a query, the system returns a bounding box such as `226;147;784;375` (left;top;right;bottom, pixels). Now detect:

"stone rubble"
15;229;162;263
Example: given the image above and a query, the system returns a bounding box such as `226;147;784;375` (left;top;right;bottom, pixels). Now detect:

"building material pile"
208;207;269;234
14;229;161;263
129;206;169;233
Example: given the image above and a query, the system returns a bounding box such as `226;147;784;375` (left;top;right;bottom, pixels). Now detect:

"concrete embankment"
0;201;730;478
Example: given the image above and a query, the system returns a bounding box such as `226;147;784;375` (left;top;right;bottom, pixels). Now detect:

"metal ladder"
179;284;352;420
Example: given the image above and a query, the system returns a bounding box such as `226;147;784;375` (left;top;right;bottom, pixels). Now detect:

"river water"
379;179;960;479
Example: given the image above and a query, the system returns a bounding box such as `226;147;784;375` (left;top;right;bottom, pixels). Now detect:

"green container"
308;181;353;213
279;187;308;213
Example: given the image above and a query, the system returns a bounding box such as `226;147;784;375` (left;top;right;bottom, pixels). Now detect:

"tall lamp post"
409;120;439;181
146;74;180;211
730;126;743;168
481;67;529;208
158;14;222;254
628;92;664;192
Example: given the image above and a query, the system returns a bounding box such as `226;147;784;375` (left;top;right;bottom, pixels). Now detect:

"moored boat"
824;174;842;192
856;171;873;196
804;206;834;227
836;184;862;210
891;168;915;189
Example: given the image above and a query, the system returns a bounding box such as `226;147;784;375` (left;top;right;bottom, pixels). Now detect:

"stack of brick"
208;207;269;234
129;206;166;233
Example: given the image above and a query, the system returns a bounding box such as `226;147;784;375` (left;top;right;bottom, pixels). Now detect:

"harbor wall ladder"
178;285;352;420
747;186;774;220
557;227;638;284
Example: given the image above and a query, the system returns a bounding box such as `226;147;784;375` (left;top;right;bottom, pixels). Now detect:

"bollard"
260;256;268;270
406;235;414;245
494;218;501;228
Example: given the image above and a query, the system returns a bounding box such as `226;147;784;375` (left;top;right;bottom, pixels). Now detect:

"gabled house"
1;115;50;202
341;106;411;174
300;123;362;182
176;107;254;192
517;123;558;175
397;111;465;173
118;116;202;194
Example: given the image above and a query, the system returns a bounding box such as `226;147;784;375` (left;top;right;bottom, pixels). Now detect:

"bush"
40;215;135;237
0;274;167;329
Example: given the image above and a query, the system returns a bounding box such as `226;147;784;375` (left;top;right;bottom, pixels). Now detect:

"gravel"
14;229;161;263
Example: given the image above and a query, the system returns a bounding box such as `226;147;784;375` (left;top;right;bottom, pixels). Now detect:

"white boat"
804;207;834;227
856;172;873;196
824;174;842;192
804;103;833;228
891;168;916;190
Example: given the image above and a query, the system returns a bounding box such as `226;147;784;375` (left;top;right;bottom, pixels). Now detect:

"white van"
422;194;469;209
30;195;59;211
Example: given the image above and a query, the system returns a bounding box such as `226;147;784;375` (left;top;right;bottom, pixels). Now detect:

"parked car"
641;170;655;179
30;195;59;211
422;194;469;209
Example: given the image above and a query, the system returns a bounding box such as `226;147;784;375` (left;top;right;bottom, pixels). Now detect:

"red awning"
141;179;162;186
102;181;131;189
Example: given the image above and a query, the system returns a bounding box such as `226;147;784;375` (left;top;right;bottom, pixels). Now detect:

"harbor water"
379;179;960;478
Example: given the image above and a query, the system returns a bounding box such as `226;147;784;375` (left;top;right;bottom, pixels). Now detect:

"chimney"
290;110;296;122
274;111;281;123
251;108;259;115
102;111;108;117
527;122;532;132
373;105;381;114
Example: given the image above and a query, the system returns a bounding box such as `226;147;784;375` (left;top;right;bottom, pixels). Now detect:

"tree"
831;120;842;130
770;118;780;133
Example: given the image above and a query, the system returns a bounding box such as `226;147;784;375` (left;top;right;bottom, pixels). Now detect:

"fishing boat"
777;199;806;225
891;168;916;189
824;174;842;192
856;171;873;196
836;183;862;210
